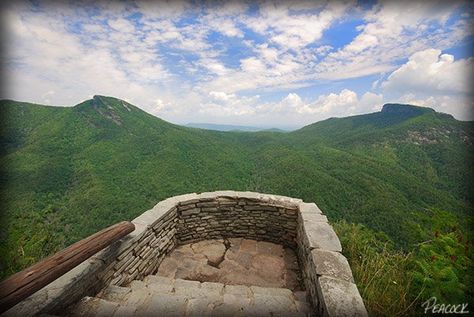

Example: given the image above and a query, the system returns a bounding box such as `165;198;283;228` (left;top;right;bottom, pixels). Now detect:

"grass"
334;220;473;316
334;221;422;316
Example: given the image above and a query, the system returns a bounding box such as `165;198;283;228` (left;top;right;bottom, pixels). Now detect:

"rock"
251;254;284;279
224;285;251;297
191;240;226;267
283;247;299;270
201;282;224;296
156;257;178;278
144;275;174;294
256;241;284;256
187;296;221;316
211;294;251;316
248;294;297;316
195;264;222;282
99;285;131;302
311;249;354;283
139;293;187;317
317;276;368;317
173;279;201;298
239;239;257;253
302;221;342;252
231;251;253;269
283;270;300;291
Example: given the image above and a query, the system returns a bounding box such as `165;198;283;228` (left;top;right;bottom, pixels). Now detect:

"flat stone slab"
71;297;119;317
99;285;131;302
74;278;312;317
190;240;226;266
302;221;342;252
139;293;187;317
318;276;368;317
156;239;304;291
312;249;354;282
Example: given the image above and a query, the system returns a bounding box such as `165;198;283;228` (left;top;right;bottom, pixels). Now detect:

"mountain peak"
381;103;435;116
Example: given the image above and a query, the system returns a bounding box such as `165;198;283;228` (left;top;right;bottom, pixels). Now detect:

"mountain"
1;96;473;284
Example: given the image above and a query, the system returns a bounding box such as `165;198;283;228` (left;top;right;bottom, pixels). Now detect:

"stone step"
70;276;311;316
99;285;132;303
70;297;119;317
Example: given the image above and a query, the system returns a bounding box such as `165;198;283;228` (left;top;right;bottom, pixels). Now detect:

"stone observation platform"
3;191;368;317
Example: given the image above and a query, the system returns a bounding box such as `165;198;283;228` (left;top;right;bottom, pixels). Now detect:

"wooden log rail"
0;221;135;314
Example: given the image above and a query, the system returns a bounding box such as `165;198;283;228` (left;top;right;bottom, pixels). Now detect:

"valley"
1;95;472;315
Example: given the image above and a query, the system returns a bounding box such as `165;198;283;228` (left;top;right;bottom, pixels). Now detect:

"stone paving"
72;276;311;316
70;239;310;316
157;238;304;291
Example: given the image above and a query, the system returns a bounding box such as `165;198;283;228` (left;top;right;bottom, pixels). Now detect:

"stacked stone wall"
4;191;368;317
176;194;298;248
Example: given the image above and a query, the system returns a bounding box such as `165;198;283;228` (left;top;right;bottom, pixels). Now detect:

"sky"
2;0;473;128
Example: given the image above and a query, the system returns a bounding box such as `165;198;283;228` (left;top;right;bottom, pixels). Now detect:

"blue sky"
2;0;473;128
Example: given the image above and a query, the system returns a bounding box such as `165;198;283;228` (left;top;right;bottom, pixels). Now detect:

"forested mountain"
1;95;472;313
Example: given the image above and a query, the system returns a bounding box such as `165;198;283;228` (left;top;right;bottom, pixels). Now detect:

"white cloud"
240;57;267;73
198;93;259;116
1;0;472;126
245;1;352;50
380;49;474;120
382;49;472;94
397;94;474;120
209;91;236;102
278;89;383;118
253;89;383;123
315;0;471;80
203;17;244;38
294;89;358;114
108;18;135;33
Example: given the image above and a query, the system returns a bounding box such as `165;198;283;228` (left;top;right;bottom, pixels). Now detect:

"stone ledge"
3;258;105;317
317;276;368;317
4;191;367;317
299;202;323;214
300;212;328;223
301;221;342;252
311;249;354;283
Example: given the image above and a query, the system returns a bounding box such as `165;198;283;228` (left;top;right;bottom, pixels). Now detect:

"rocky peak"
381;103;435;116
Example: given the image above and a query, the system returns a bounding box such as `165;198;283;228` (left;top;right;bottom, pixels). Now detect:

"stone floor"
70;239;311;316
157;238;303;291
73;276;311;316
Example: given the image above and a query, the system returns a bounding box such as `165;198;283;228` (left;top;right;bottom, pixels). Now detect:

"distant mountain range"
184;123;289;132
0;95;472;281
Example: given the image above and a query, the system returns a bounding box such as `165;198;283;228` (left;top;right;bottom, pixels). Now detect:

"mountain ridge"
1;96;472;282
2;95;469;132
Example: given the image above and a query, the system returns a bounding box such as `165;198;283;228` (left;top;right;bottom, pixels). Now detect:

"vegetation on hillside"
0;96;472;314
334;215;473;316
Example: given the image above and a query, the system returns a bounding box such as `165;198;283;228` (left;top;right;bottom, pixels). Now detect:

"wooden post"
0;221;135;314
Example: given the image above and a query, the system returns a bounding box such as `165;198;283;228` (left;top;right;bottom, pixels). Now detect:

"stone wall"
296;202;367;316
4;191;368;317
176;192;299;248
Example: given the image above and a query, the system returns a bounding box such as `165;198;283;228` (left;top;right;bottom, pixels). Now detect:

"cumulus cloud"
396;94;474;120
1;0;472;126
244;1;353;50
277;90;383;117
381;49;474;120
381;49;473;94
315;0;472;80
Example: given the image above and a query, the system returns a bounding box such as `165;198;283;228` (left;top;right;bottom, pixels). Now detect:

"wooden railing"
0;221;135;314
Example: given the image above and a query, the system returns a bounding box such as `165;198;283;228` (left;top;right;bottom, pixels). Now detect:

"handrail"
0;221;135;314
